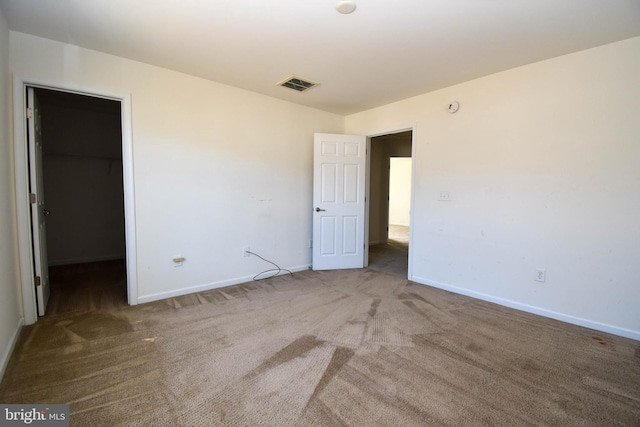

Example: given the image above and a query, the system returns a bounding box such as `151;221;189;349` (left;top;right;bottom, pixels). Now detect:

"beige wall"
0;8;23;377
389;158;412;226
348;37;640;339
10;32;344;303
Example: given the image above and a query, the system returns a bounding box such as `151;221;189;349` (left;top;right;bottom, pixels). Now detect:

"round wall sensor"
336;1;357;14
448;101;460;113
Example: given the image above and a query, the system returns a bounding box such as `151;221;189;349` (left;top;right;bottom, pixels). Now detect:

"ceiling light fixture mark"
336;1;356;14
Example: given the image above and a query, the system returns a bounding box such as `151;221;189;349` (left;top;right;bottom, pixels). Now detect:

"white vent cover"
277;75;319;92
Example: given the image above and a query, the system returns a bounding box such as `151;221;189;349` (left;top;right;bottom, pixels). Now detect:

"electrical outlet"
243;246;250;257
438;192;451;201
535;268;546;282
308;239;313;248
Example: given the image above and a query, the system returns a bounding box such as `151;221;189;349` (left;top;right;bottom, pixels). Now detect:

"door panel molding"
312;133;366;270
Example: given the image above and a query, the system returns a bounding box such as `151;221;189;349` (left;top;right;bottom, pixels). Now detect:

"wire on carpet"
247;251;293;281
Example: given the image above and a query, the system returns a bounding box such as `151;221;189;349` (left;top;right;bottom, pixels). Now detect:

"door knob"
43;209;51;216
315;207;326;212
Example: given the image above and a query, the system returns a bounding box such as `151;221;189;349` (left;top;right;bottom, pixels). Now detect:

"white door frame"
12;75;138;324
364;125;416;279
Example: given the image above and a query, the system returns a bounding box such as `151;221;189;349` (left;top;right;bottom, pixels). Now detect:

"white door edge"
12;75;138;324
408;128;417;280
27;87;50;316
363;136;372;267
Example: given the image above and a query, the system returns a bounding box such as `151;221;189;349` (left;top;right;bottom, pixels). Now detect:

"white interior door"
27;87;50;316
312;133;366;270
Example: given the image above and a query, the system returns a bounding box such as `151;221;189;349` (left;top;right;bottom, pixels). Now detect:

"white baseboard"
411;275;640;342
48;254;126;266
0;316;24;382
137;264;311;304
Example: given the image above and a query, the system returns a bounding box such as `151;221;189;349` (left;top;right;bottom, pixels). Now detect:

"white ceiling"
1;0;639;115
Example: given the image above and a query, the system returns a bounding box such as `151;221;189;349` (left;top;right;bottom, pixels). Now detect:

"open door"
27;87;51;316
312;133;366;270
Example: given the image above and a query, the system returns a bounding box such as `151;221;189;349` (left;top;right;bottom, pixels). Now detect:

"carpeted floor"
1;266;639;426
368;224;409;277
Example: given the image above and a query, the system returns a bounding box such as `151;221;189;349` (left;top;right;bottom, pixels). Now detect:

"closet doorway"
34;88;126;315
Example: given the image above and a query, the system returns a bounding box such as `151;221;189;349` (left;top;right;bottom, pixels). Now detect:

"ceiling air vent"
277;75;319;92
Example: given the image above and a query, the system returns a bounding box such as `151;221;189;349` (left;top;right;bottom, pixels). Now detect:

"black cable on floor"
247;251;293;281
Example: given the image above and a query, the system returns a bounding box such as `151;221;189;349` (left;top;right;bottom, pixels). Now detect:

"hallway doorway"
367;130;413;277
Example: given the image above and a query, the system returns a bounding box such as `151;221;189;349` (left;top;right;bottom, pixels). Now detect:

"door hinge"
26;107;34;119
35;276;41;286
30;193;37;203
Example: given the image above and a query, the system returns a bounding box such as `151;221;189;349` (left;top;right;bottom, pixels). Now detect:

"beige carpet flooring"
368;224;409;277
1;263;639;426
